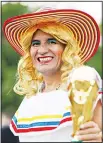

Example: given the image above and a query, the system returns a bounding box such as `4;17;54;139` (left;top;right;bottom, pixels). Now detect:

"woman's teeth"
38;57;53;62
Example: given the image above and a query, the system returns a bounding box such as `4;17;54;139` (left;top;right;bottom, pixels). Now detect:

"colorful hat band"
3;9;100;63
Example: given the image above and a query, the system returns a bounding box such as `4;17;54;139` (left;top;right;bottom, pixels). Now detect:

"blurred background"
1;1;102;138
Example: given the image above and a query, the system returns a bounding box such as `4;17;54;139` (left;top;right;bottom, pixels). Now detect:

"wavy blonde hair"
13;21;81;97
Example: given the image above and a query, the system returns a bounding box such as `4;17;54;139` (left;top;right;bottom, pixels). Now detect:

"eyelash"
47;39;57;44
31;42;40;46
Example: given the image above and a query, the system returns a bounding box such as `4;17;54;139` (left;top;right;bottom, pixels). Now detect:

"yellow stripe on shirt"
18;114;63;122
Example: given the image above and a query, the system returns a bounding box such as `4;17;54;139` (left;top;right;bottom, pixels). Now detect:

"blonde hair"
13;22;81;97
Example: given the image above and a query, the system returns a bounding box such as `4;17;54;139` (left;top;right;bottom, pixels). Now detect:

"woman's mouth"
37;56;53;64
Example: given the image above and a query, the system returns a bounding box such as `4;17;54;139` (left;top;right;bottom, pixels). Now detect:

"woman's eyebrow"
31;40;40;42
47;38;56;40
31;40;40;44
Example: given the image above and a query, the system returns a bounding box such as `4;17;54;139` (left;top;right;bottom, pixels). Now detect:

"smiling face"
30;30;65;75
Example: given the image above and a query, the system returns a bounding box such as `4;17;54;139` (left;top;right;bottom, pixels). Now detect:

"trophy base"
71;137;82;142
71;139;82;142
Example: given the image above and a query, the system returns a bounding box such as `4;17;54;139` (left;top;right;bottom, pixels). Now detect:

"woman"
3;8;102;142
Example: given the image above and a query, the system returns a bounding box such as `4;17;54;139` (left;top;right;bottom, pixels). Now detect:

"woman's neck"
42;71;62;92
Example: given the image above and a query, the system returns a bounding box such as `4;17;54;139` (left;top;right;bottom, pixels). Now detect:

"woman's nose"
38;44;49;54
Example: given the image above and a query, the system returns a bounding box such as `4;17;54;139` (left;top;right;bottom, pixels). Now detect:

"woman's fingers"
80;121;98;129
74;121;102;141
76;126;100;135
83;140;101;142
75;133;101;141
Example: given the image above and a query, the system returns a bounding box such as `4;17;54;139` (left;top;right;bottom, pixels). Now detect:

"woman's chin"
37;67;57;75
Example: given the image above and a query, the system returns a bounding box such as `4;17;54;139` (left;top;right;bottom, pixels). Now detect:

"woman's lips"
37;56;53;64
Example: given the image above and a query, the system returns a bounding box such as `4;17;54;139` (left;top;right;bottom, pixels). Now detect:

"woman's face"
30;30;65;75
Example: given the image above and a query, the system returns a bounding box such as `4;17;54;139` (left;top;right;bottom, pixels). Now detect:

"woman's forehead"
32;29;54;40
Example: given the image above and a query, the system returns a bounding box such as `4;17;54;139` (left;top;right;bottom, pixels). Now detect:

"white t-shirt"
10;66;102;142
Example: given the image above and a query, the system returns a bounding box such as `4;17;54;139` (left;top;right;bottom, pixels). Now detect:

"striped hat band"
3;9;100;64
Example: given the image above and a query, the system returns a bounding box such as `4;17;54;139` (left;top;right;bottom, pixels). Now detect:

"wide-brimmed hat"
3;8;100;64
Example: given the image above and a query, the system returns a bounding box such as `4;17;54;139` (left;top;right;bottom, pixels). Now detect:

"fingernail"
80;125;84;129
76;131;79;135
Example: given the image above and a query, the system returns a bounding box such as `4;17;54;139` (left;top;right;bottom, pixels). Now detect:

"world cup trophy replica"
68;66;99;142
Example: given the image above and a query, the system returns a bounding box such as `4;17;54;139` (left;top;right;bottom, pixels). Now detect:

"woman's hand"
74;121;102;142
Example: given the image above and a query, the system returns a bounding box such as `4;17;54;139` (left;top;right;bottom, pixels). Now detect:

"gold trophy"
68;66;99;141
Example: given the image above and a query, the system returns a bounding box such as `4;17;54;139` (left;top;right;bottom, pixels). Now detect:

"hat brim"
3;9;100;64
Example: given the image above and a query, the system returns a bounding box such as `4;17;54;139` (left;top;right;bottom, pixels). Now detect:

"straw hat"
3;8;100;63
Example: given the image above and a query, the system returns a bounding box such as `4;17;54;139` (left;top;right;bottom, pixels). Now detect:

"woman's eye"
31;40;40;46
47;38;57;44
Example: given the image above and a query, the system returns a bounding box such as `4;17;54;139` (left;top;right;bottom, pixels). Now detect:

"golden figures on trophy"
68;66;99;137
